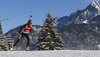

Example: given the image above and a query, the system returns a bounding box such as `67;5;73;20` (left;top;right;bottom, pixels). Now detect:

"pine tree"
7;33;14;50
0;21;8;51
37;13;63;50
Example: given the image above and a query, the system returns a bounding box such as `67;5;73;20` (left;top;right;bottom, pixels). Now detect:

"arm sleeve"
19;26;22;33
19;24;26;33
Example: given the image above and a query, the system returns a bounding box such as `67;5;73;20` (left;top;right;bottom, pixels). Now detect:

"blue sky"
0;0;99;33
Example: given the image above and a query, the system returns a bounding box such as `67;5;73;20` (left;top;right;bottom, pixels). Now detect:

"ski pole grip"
30;15;32;18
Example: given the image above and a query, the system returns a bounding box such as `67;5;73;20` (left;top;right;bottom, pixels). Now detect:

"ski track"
0;50;99;57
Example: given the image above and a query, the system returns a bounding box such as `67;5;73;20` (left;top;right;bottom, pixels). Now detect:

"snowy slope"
0;50;100;57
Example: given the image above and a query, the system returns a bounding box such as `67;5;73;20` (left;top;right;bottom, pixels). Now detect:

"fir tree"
0;21;8;51
37;13;63;50
7;33;14;50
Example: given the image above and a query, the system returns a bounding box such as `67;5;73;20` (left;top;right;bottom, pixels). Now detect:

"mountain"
59;23;100;50
88;15;100;23
55;1;100;28
58;14;100;50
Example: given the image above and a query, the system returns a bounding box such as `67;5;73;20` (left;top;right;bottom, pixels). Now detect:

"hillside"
59;23;100;50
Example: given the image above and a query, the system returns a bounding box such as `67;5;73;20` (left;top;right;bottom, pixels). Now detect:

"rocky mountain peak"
87;1;100;11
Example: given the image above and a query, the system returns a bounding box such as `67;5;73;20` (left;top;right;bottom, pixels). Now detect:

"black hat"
27;20;32;24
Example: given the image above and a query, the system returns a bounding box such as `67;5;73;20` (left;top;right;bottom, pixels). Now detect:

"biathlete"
10;20;32;51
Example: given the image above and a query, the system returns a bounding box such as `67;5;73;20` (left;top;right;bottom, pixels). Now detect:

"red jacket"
19;24;32;34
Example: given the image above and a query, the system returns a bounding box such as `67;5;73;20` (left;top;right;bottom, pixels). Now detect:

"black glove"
19;31;21;34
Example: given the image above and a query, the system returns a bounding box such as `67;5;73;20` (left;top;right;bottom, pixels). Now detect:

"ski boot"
26;46;30;51
10;46;15;51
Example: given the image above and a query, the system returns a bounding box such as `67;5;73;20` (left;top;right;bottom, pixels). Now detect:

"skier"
10;20;32;51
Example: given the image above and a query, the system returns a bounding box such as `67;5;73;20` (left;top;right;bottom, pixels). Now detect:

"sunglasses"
29;23;32;24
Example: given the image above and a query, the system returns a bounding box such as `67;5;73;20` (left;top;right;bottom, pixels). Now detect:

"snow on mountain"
89;1;100;10
55;1;100;28
79;20;88;24
0;50;100;57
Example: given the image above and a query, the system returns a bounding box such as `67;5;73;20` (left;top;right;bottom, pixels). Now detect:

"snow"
0;50;100;57
80;20;88;24
32;27;36;31
47;33;50;34
91;1;99;9
96;1;100;8
65;19;75;25
98;44;100;49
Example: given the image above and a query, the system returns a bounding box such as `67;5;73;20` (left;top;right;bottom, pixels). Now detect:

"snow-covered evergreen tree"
0;21;8;51
7;33;14;50
37;13;63;50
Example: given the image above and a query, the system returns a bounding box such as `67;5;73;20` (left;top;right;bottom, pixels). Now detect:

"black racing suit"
13;24;32;47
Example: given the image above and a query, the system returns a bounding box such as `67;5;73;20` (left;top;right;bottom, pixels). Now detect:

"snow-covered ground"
0;50;100;57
